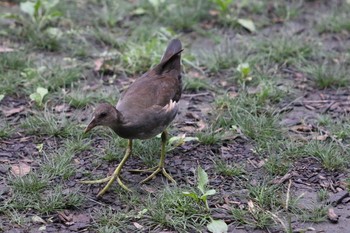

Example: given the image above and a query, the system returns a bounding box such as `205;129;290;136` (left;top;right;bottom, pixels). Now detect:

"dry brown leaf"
327;208;339;223
133;222;143;229
196;120;207;131
32;215;46;224
58;211;73;224
55;103;69;113
11;162;31;177
290;124;312;133
141;185;157;194
209;10;219;16
2;106;25;117
314;134;329;141
247;200;256;213
188;70;202;78
72;214;90;224
94;58;104;71
0;46;14;53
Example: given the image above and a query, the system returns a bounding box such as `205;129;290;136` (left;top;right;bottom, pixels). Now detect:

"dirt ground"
1;0;350;233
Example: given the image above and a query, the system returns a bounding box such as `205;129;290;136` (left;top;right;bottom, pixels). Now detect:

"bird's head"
84;103;120;133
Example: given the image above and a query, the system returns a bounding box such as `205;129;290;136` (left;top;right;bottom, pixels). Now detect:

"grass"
196;128;222;145
20;109;78;138
133;138;162;167
301;205;328;223
141;187;209;231
304;141;348;171
256;35;316;65
0;52;32;94
316;4;350;33
67;86;119;109
1;0;350;232
184;77;211;92
216;93;282;151
302;62;349;89
93;187;209;232
215;159;246;176
201;37;249;72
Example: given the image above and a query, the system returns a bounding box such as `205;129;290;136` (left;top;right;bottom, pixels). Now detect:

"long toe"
140;166;176;184
97;174;132;196
80;176;112;184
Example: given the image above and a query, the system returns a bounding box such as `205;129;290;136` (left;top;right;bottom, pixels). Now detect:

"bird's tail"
155;39;183;74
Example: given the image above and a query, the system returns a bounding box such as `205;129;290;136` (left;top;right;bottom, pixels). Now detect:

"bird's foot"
80;176;112;184
80;175;132;196
129;166;158;173
131;166;176;184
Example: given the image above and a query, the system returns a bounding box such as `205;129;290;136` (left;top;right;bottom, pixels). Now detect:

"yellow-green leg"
80;139;133;196
131;130;176;184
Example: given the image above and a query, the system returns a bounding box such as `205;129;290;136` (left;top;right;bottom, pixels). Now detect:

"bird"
82;39;183;196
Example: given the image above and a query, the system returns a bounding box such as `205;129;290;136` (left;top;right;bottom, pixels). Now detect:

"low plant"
183;166;228;233
2;0;63;50
29;87;48;107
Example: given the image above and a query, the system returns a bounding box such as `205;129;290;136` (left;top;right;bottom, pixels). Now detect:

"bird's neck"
108;109;124;133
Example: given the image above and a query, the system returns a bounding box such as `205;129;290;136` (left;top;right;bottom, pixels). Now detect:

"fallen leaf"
38;226;46;231
58;211;74;225
32;215;46;224
72;214;90;224
196;119;207;131
207;219;228;233
0;46;14;53
209;10;219;16
290;124;312;133
133;222;143;229
327;208;339;223
94;58;104;71
2;106;25;117
237;18;256;32
11;162;31;177
54;103;69;113
314;134;329;141
141;185;157;193
247;200;256;213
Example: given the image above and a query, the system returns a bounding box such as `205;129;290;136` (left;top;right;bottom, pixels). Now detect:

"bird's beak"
84;117;96;133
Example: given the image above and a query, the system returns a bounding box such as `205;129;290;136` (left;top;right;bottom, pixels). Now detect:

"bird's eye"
99;112;107;118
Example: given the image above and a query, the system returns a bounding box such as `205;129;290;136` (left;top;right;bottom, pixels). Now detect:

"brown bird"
82;39;183;196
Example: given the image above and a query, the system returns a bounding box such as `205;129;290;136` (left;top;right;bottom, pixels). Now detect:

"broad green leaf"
201;189;216;201
34;0;42;18
236;63;250;77
0;13;21;20
30;92;41;104
48;10;63;18
45;27;62;38
43;0;60;9
237;18;256;32
168;134;198;145
0;94;4;102
148;0;164;8
30;87;48;106
37;87;48;99
36;143;44;152
20;1;35;17
183;191;199;200
132;8;146;15
207;219;228;233
136;209;148;218
204;189;216;196
197;166;208;194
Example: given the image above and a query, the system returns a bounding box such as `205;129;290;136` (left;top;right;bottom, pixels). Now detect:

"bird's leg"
131;130;176;184
80;139;133;196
